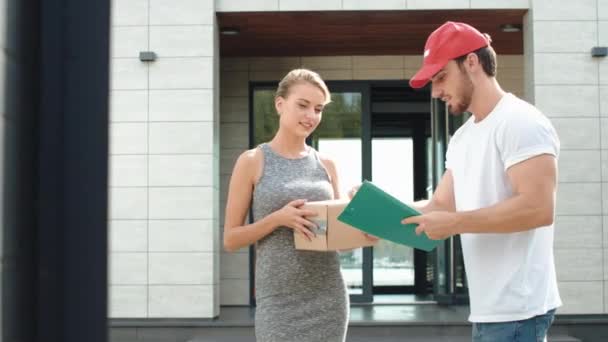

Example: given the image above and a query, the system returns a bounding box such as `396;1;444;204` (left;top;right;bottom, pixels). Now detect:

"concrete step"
550;335;582;342
347;337;580;342
185;333;581;342
112;326;582;342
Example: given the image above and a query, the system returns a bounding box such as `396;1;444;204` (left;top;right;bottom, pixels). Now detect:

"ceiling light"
220;27;240;36
500;24;522;33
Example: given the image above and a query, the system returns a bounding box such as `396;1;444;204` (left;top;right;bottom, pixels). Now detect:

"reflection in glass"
318;138;362;294
253;89;279;145
371;138;415;286
314;92;363;295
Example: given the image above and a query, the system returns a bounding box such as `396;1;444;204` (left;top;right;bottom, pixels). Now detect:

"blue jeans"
472;309;556;342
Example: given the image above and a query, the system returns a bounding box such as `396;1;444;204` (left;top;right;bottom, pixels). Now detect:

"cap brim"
409;63;444;89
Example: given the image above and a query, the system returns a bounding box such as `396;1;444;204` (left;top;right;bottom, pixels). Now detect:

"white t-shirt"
445;93;562;323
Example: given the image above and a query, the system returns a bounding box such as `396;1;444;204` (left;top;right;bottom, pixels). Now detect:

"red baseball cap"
409;21;490;89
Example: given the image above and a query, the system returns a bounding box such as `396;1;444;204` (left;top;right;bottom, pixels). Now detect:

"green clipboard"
337;180;442;252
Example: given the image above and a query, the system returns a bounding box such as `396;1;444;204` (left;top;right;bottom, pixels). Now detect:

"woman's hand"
347;184;361;199
269;199;318;241
364;233;380;243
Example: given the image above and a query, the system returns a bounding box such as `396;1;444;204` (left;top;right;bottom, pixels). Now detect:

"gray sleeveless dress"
252;143;349;342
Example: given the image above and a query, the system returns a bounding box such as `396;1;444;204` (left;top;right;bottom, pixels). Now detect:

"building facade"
109;0;608;319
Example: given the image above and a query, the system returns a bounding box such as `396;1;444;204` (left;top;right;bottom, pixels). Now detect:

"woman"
223;69;349;342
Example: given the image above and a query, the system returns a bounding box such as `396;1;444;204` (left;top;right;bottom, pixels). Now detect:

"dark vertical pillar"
2;0;41;341
37;0;110;341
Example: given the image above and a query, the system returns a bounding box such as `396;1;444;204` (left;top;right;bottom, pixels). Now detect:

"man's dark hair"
455;45;497;77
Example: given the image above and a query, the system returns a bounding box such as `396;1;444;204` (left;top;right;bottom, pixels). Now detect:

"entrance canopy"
217;10;525;57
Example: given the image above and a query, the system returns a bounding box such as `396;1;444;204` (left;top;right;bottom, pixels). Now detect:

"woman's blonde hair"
275;69;331;105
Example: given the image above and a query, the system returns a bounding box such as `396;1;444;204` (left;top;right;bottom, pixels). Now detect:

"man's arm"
412;170;456;213
457;154;556;233
404;154;556;239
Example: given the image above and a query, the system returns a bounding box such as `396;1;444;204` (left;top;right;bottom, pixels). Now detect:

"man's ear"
466;53;480;72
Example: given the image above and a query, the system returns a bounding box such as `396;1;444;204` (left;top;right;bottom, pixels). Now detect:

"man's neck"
468;78;506;123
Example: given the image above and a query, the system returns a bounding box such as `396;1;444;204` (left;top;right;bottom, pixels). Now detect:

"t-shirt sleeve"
496;114;560;171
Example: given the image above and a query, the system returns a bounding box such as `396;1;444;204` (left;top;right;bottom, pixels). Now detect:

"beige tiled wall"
109;0;219;318
342;0;406;10
218;54;523;305
279;0;342;11
529;0;607;314
604;5;608;310
215;0;529;11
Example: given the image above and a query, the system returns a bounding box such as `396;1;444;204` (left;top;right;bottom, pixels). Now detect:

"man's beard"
447;70;474;115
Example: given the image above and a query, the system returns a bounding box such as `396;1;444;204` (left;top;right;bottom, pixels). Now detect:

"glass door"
368;84;432;299
430;98;470;305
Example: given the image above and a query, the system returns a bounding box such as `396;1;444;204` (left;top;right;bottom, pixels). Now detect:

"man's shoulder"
502;94;544;118
498;94;552;130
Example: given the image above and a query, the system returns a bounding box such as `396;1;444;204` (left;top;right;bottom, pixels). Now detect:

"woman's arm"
223;149;276;252
224;149;318;252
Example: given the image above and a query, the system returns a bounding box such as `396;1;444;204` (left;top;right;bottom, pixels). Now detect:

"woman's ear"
275;96;283;116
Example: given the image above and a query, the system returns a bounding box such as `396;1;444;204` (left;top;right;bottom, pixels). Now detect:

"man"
404;22;562;341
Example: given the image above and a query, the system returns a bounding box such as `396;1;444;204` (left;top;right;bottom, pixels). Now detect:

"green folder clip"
337;180;442;252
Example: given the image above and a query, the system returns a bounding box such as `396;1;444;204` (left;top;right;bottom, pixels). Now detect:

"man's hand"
401;211;460;240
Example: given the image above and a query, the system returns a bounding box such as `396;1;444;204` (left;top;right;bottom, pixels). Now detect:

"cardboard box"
294;199;376;251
